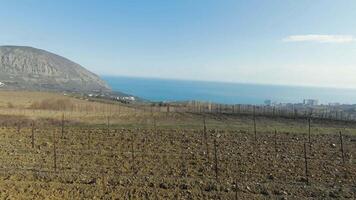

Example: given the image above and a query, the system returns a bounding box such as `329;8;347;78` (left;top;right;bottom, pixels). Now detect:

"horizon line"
100;74;356;91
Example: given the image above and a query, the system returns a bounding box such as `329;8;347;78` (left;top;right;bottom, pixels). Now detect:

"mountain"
0;46;111;92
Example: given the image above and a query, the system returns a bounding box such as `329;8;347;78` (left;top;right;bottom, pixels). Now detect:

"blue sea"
103;76;356;105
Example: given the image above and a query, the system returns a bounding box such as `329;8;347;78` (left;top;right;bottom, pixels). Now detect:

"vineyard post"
31;122;35;148
294;109;298;120
153;117;157;133
53;130;57;172
181;131;187;177
61;113;64;139
272;106;275;117
107;115;110;135
339;131;345;165
303;143;309;184
88;130;91;150
203;117;210;161
16;123;20;134
308;117;312;152
131;133;135;174
274;129;277;156
253;106;257;142
214;138;219;182
335;111;338;120
166;104;170;116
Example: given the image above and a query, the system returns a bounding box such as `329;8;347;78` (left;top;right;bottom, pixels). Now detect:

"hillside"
0;46;110;92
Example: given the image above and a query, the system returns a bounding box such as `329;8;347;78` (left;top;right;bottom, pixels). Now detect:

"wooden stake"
61;113;64;139
214;138;219;182
339;131;345;165
294;109;297;119
203;117;210;161
153;117;157;133
107;115;110;135
31;122;35;148
131;133;135;174
308;117;311;142
17;123;20;134
181;132;187;177
274;129;277;156
303;143;309;184
88;130;91;150
53;131;57;172
253;106;257;141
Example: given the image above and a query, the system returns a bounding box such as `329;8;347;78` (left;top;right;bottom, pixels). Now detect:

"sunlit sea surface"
103;76;356;105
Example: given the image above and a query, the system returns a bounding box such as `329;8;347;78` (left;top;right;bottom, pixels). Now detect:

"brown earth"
0;124;354;199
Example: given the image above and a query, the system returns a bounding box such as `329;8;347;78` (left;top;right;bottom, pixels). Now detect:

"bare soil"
0;124;354;199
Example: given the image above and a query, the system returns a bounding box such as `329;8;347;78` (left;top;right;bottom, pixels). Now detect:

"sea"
103;76;356;105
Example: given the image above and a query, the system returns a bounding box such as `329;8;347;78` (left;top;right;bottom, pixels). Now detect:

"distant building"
329;102;340;106
116;96;135;101
303;99;319;106
124;96;135;101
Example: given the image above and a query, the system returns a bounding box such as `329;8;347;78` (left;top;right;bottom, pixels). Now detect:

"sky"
1;0;356;88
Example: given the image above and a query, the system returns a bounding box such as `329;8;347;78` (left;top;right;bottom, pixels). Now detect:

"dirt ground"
0;124;354;199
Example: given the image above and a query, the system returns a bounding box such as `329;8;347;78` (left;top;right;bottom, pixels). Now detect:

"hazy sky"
1;0;356;88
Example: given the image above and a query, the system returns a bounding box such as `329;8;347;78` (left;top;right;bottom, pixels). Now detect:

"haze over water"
103;76;356;105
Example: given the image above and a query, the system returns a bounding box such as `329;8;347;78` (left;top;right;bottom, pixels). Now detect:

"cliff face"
0;46;111;92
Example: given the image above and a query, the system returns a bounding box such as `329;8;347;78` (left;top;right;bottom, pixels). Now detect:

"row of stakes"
13;112;349;195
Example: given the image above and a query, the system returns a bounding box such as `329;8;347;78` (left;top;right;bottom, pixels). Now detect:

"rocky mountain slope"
0;46;111;92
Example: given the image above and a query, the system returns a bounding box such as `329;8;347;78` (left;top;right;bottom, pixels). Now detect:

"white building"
303;99;319;106
116;96;135;101
123;96;135;101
